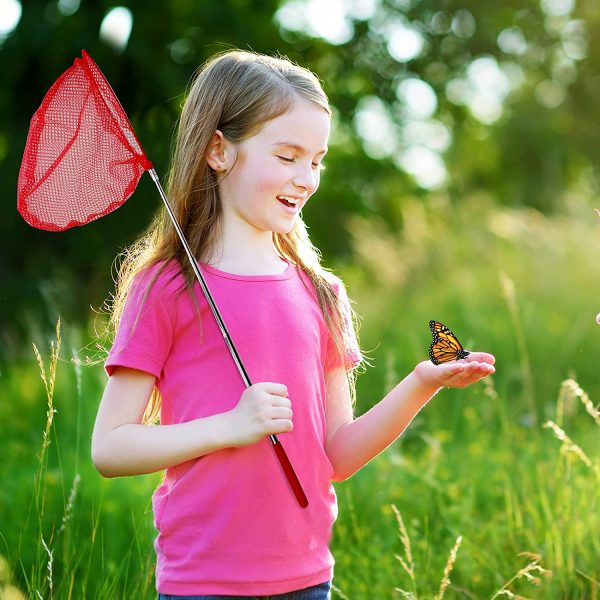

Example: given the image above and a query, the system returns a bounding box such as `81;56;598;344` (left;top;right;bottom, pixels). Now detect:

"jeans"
158;580;331;600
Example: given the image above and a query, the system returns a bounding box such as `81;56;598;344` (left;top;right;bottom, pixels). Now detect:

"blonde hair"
109;50;363;423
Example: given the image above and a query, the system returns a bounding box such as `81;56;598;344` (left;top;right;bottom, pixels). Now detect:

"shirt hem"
156;566;333;596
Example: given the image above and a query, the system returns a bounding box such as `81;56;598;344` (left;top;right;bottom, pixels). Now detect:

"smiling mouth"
277;195;300;208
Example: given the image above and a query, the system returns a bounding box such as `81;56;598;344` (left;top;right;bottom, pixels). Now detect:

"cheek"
314;171;322;190
253;165;287;196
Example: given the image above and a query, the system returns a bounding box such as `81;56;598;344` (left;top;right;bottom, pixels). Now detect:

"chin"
273;220;296;235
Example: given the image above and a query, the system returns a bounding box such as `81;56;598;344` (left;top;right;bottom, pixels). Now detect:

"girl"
92;50;495;599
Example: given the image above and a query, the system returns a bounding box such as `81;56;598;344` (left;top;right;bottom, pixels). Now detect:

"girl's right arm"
91;366;293;478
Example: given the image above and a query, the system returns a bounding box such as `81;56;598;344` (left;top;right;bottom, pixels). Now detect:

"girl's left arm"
324;353;495;482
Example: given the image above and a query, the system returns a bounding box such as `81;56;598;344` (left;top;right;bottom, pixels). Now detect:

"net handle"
147;169;308;509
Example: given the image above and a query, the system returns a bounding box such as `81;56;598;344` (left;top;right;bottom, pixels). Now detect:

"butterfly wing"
428;320;470;365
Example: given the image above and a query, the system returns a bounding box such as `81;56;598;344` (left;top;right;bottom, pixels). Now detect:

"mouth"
276;195;301;209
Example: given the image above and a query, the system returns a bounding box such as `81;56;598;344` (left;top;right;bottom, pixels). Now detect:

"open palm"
414;352;496;389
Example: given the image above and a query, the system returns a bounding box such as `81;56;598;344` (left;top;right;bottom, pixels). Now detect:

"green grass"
0;328;159;599
1;197;599;598
330;380;598;598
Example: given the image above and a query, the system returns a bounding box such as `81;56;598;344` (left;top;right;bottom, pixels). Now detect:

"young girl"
92;50;495;599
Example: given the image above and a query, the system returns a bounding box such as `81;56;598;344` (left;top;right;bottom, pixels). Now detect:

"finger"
433;362;467;384
270;418;293;434
269;395;292;408
463;352;495;365
270;406;293;420
441;361;491;383
464;359;494;371
259;382;289;397
460;361;494;377
445;362;466;375
455;364;495;385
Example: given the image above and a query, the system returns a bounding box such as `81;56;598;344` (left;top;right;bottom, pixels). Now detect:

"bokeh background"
1;1;598;598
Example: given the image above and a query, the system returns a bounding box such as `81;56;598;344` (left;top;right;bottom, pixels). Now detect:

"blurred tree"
277;0;599;211
1;0;288;352
1;0;599;354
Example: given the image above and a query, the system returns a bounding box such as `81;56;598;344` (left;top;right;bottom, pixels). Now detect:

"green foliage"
2;2;600;596
331;383;598;598
4;0;600;353
0;334;160;599
329;194;600;597
1;200;598;598
2;0;287;348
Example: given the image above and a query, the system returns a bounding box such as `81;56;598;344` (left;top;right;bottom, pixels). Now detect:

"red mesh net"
18;50;153;231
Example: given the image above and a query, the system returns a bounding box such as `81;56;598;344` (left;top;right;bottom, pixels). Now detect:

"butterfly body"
429;320;470;365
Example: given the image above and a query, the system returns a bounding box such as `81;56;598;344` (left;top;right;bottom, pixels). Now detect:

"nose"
292;162;319;194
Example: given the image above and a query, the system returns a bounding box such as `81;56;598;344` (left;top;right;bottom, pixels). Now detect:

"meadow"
1;195;598;599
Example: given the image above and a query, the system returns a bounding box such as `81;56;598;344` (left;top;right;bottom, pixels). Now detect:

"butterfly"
429;320;470;365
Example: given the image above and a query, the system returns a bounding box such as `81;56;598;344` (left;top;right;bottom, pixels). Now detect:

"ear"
206;130;235;172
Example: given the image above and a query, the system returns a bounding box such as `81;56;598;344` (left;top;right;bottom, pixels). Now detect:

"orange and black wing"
428;320;470;365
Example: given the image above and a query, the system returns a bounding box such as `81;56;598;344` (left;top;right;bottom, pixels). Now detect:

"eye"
277;155;294;163
312;162;326;171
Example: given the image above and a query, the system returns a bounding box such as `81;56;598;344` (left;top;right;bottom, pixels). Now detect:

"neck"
206;215;285;275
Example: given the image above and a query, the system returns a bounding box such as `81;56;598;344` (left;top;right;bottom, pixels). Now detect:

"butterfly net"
16;50;308;506
17;50;152;231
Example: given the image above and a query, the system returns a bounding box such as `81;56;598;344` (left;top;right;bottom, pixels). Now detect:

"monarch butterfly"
429;320;470;365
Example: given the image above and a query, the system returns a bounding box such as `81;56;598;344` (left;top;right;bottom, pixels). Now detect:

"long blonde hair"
109;50;363;422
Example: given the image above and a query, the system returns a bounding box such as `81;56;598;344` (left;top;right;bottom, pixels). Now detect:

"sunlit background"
0;1;599;598
0;0;591;195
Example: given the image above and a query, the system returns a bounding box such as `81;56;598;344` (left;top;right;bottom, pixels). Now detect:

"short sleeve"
105;266;177;379
324;277;362;372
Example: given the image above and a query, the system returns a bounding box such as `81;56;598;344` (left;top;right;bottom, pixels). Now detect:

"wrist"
405;369;441;405
214;409;239;449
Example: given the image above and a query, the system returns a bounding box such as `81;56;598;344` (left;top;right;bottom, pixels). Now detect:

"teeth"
278;195;299;205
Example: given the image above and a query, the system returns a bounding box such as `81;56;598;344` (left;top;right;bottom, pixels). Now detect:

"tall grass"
329;194;600;597
329;375;598;598
0;323;158;599
1;196;599;598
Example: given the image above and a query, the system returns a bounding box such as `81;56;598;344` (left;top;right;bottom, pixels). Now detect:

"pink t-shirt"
105;260;361;595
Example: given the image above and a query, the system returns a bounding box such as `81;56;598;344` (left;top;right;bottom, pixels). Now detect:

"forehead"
256;99;330;151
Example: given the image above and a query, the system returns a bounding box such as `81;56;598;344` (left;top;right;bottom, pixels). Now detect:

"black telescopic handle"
148;169;308;508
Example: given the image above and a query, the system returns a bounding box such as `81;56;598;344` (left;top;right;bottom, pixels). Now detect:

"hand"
413;352;496;391
226;382;293;448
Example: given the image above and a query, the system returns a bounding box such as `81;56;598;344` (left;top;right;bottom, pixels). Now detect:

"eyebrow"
271;141;328;156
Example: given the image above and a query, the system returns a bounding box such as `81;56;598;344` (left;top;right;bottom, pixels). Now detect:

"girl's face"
217;98;330;235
